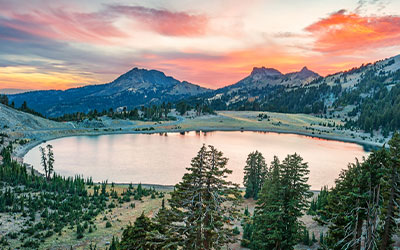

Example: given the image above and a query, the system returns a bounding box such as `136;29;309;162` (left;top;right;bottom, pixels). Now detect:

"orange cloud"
306;10;400;53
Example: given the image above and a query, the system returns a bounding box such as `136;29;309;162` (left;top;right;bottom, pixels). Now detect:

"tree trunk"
353;213;363;250
380;181;395;250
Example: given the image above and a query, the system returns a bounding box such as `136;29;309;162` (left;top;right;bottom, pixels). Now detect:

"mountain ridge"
8;68;211;117
7;54;400;123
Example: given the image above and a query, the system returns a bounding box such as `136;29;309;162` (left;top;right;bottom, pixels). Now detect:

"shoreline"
15;125;382;159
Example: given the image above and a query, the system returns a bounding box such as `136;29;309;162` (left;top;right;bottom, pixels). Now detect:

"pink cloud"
108;5;208;37
0;7;127;44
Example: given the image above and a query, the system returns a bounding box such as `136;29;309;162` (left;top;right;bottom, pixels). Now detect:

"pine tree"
243;151;268;199
166;145;242;249
244;206;250;217
39;144;55;180
241;221;254;248
76;223;84;239
251;156;284;249
251;154;312;250
302;228;310;246
147;199;176;249
319;232;324;245
323;148;389;250
109;236;119;250
120;212;155;249
46;144;54;180
39;146;48;179
379;132;400;250
312;231;317;243
323;161;365;250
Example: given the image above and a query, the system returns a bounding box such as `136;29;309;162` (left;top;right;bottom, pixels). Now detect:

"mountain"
203;54;400;133
202;66;321;109
8;68;210;117
217;66;320;94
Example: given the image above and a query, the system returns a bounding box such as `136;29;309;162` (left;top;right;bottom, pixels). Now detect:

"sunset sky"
1;0;400;90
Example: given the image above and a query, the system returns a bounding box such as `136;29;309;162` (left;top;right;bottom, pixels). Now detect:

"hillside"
0;103;70;131
8;68;210;117
201;54;400;135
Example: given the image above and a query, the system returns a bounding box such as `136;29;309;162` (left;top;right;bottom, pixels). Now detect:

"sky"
1;0;400;90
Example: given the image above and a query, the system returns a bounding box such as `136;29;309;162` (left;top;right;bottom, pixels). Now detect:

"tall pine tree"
379;132;400;250
251;154;312;250
166;145;242;249
243;151;268;199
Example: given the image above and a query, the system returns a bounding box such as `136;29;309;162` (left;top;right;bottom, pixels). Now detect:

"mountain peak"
125;67;165;76
293;66;319;79
300;66;309;72
251;67;282;77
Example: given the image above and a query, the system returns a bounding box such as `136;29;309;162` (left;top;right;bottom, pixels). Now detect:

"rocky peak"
110;67;176;89
250;67;283;78
300;66;310;73
288;66;320;79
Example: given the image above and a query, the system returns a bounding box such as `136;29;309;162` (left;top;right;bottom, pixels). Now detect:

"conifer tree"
109;236;119;250
323;148;389;250
147;199;176;249
39;146;48;179
323;161;365;250
166;145;242;249
120;212;155;249
251;154;312;250
251;156;284;249
46;144;54;180
39;144;55;180
243;151;268;199
379;132;400;250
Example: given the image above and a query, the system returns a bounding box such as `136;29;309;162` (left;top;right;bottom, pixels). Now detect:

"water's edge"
17;127;380;161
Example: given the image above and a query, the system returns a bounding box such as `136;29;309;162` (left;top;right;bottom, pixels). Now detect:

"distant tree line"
51;101;215;122
175;101;215;116
50;102;174;122
0;96;44;118
203;82;341;115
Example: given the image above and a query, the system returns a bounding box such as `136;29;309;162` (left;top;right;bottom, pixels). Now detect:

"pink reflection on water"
24;131;368;190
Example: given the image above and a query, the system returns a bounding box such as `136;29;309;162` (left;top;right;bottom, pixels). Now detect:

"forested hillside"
191;54;400;135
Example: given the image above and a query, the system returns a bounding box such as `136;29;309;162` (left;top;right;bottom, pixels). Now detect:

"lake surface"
24;131;368;190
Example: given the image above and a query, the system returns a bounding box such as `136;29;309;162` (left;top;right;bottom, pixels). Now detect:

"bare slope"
0;104;69;131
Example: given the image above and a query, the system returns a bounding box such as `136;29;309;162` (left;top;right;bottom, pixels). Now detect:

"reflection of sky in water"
24;131;368;190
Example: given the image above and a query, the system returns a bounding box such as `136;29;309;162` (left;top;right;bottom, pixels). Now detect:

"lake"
24;131;368;190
